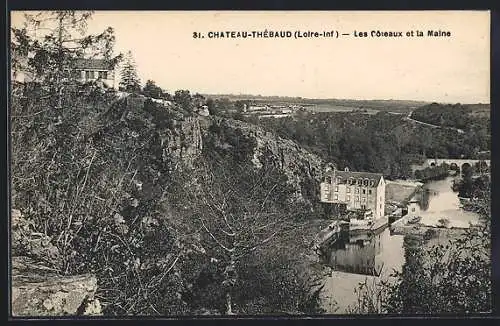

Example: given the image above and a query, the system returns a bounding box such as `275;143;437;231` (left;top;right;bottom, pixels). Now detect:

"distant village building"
73;58;116;89
320;167;386;219
150;97;173;106
248;105;269;112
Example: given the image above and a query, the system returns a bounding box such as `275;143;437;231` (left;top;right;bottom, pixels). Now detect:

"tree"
11;11;121;107
142;79;163;99
206;98;218;116
182;159;320;314
192;93;206;107
119;50;141;92
173;90;193;112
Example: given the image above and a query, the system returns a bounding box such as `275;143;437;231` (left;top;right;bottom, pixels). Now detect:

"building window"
99;71;108;79
325;176;331;184
361;204;366;210
334;194;338;200
411;207;415;212
355;196;360;202
370;180;375;187
335;185;339;192
368;189;372;195
347;195;350;201
355;188;359;194
347;187;350;193
85;70;96;79
362;189;366;194
362;197;366;203
357;179;362;186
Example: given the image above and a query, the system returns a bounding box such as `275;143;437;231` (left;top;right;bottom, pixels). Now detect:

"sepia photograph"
9;10;491;317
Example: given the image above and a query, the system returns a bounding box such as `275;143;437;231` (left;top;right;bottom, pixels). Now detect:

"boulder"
11;256;101;316
11;209;101;316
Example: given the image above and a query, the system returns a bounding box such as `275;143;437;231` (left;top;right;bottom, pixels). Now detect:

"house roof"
73;58;114;70
324;170;383;186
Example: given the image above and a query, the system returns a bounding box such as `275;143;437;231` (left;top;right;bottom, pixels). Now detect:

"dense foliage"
231;110;489;179
11;83;329;315
411;103;490;133
414;163;451;181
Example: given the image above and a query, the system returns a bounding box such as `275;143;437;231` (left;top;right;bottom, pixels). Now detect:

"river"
413;177;480;228
319;176;481;313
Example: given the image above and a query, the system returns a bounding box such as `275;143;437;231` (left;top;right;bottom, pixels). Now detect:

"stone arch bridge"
411;158;490;175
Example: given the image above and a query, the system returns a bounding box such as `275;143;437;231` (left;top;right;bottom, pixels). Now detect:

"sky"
11;11;490;103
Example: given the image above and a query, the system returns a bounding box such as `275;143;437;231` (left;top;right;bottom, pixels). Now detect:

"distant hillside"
411;103;490;131
203;94;431;113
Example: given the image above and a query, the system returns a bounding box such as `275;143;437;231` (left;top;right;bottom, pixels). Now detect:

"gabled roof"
324;170;384;187
73;58;114;70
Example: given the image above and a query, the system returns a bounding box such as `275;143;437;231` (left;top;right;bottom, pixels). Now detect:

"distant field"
204;94;429;114
307;104;379;114
466;104;490;118
204;94;490;116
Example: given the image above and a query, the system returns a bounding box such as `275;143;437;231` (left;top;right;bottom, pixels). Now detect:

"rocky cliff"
123;98;326;206
203;117;325;205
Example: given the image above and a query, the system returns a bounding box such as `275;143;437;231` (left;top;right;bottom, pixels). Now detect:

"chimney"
344;167;349;172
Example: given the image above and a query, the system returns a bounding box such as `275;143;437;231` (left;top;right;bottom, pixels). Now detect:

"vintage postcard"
9;10;491;316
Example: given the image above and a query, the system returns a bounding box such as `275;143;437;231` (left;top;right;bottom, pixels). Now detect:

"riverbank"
385;180;423;203
391;222;466;242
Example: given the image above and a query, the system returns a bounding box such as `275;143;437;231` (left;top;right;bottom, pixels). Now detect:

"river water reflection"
412;177;480;228
322;228;404;277
320;227;404;313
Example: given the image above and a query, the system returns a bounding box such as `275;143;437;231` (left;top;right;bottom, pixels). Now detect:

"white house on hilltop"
73;58;117;89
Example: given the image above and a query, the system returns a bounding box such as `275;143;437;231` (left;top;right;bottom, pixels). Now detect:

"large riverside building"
320;168;386;219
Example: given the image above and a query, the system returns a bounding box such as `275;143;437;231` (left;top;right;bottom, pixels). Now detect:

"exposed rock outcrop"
115;99;325;205
11;209;101;316
203;117;326;205
160;116;203;167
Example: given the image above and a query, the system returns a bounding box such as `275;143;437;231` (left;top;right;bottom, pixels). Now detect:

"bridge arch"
412;158;490;177
429;159;490;175
461;162;472;176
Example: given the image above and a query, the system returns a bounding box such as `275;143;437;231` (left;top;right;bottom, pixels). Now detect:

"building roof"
73;58;114;70
324;170;384;186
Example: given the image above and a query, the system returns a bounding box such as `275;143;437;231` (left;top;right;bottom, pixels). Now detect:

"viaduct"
411;158;490;175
